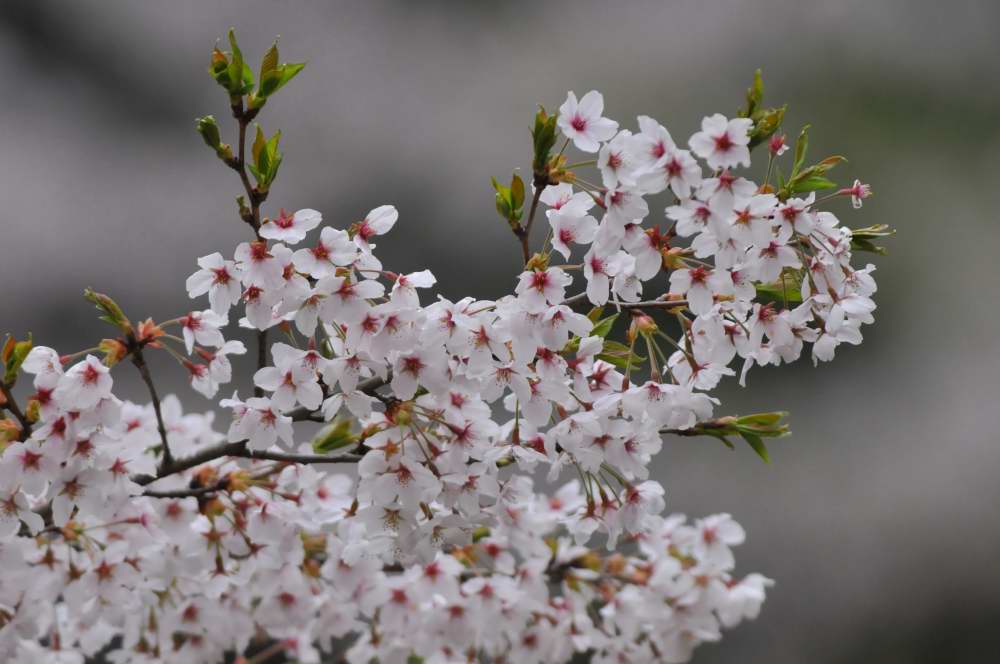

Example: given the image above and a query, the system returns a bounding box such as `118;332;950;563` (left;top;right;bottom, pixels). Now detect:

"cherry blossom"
689;113;753;170
259;207;322;244
557;90;619;153
0;60;889;664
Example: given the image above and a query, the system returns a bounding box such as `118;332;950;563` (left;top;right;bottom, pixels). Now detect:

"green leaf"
598;340;645;371
736;411;788;428
264;130;282;180
260;41;279;82
720;436;736;450
754;270;804;305
850;223;894;239
311;419;358;454
531;106;558;176
789;175;837;194
589;313;618;339
491;174;524;224
510;173;525;210
251;125;265;166
209;46;231;89
251;56;306;108
3;334;32;386
748;105;786;149
740;68;764;119
225;29;254;96
495;195;511;220
791;124;810;179
739;431;770;463
83;288;132;334
275;62;305;92
849;223;894;255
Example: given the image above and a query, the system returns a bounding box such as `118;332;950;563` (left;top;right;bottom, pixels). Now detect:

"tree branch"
254;329;268;397
130;348;174;472
230;101;264;238
560;293;690;311
518;185;546;265
132;375;389;487
142;451;363;498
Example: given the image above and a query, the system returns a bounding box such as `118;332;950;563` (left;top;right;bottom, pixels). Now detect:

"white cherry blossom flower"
689;113;753;170
259;207;322;244
557;90;619;153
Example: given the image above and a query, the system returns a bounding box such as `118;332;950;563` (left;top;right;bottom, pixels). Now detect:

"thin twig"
130;348;174;471
560;293;690;311
132;375;390;487
142;452;363;498
518;185;546;265
254;329;268;397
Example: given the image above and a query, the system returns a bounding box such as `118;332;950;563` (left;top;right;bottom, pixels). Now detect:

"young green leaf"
791;124;810;179
3;334;32;386
590;313;618;339
312;419;358;454
739;431;771;463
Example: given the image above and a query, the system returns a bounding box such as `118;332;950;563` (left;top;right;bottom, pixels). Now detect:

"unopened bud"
98;338;128;368
631;312;658;336
135;319;164;347
578;550;602;572
193;465;219;490
769;133;788;156
525;253;549;272
201;496;225;518
224;470;251;493
83;288;132;335
387;400;414;426
301;533;327;557
25;399;40;423
0;418;20;444
661;247;686;271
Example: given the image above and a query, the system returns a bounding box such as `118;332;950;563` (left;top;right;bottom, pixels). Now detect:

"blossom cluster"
0;80;880;664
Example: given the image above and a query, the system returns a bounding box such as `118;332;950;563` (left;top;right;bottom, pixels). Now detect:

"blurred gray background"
2;1;999;662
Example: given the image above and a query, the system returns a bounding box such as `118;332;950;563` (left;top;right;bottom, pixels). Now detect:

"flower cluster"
0;36;885;664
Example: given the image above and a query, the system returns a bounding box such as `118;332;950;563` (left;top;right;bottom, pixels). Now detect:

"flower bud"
0;418;20;445
386;401;414;426
661;247;686;271
98;339;128;368
193;465;219;490
24;399;40;423
630;312;658;336
201;497;226;518
83;288;132;335
135;319;164;348
525;253;549;272
769;133;787;155
224;470;251;493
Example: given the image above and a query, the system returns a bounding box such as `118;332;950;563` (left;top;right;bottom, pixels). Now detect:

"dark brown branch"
517;185;546;265
254;329;268;397
132;375;389;487
142;452;363;498
130;348;174;472
0;382;32;441
230;101;264;238
560;293;690;311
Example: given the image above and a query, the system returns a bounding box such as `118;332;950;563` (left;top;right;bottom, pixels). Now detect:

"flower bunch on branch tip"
0;36;889;664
